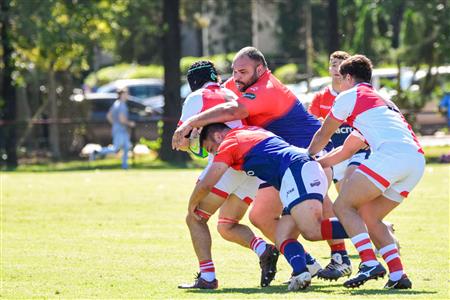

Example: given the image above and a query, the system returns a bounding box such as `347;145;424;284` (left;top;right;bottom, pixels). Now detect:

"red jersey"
308;86;338;119
231;70;321;148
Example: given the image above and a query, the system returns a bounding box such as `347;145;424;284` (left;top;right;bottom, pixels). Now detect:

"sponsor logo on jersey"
243;93;256;100
310;180;321;187
335;126;353;134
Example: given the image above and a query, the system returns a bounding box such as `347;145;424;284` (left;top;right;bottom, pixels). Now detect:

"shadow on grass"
184;283;437;296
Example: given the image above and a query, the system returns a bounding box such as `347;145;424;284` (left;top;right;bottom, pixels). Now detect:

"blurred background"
0;0;449;168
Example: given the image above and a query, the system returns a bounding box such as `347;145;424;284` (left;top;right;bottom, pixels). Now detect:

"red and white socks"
379;243;404;281
351;233;379;267
199;259;215;282
250;237;268;257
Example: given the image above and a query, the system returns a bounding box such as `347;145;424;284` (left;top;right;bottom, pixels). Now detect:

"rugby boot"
178;273;218;289
384;274;412;289
343;262;386;288
287;271;312;291
318;252;352;281
259;244;279;287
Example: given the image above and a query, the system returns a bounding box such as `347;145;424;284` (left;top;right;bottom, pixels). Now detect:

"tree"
12;0;116;159
0;0;17;168
159;0;189;163
327;0;339;53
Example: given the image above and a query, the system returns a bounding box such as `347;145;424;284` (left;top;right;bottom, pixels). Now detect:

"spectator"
90;87;135;169
439;91;450;127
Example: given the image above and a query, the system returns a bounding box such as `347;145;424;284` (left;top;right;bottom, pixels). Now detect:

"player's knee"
217;219;238;240
185;212;208;227
248;208;261;227
333;199;346;218
301;227;322;241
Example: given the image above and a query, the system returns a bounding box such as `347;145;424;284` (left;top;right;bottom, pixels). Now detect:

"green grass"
1;164;449;299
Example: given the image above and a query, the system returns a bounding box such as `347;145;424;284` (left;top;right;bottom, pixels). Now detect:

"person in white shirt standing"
307;54;425;289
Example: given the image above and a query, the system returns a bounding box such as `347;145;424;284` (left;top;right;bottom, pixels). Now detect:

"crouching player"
178;61;278;290
194;124;351;291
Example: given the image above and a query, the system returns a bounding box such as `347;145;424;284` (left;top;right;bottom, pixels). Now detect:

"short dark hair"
200;123;230;147
117;86;128;95
339;54;373;83
187;60;219;92
234;46;268;68
330;50;350;61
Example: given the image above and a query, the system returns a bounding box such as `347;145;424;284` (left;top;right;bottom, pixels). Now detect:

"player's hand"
188;204;202;221
172;122;193;150
129;121;136;128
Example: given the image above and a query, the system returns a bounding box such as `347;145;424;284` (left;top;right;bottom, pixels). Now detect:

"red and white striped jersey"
178;82;243;129
330;83;423;153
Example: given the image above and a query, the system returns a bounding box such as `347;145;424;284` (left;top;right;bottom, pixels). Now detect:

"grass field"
1;164;449;299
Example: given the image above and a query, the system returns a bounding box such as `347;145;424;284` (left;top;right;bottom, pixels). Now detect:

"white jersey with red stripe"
178;82;243;129
330;82;423;153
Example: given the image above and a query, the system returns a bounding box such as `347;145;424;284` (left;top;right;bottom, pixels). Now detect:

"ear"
256;64;263;76
213;131;226;144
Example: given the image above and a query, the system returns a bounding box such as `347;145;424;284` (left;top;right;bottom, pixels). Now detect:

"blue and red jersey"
213;126;312;190
225;71;321;148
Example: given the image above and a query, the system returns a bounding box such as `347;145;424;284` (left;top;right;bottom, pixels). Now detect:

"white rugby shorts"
355;143;425;203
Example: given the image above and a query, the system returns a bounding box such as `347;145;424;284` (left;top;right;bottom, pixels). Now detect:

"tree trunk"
159;0;189;163
304;0;314;89
391;2;405;49
1;0;17;168
48;69;61;160
327;0;339;53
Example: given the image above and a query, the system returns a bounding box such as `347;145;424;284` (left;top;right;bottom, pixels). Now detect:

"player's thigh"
290;199;323;239
358;195;400;227
218;193;250;221
251;186;283;218
336;170;383;209
197;192;227;216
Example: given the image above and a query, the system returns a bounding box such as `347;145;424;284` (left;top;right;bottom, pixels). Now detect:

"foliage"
84;52;236;87
273;64;299;84
84;64;164;87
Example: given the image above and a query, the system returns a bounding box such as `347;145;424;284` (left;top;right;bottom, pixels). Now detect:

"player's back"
237;71;321;148
333;83;422;152
218;126;310;189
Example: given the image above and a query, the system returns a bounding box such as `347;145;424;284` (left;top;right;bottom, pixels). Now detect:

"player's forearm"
308;127;332;156
188;182;212;208
317;146;352;168
186;102;245;128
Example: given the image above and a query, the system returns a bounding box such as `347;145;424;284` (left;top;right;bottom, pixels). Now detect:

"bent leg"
249;186;283;243
217;194;252;247
186;192;224;262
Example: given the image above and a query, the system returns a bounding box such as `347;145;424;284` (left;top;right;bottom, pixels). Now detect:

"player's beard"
236;67;259;92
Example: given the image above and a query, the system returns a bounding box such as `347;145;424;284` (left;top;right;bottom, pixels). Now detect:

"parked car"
96;78;165;114
70;92;160;146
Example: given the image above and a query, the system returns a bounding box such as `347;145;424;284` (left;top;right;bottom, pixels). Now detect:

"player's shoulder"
335;86;357;102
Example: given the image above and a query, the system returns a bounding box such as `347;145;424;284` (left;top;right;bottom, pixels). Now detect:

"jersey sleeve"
178;93;203;126
213;136;238;166
308;92;322;118
330;91;355;122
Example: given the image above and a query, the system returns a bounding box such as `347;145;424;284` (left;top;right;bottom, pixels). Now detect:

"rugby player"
173;47;349;276
308;54;424;289
195;124;351;291
177;61;278;290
